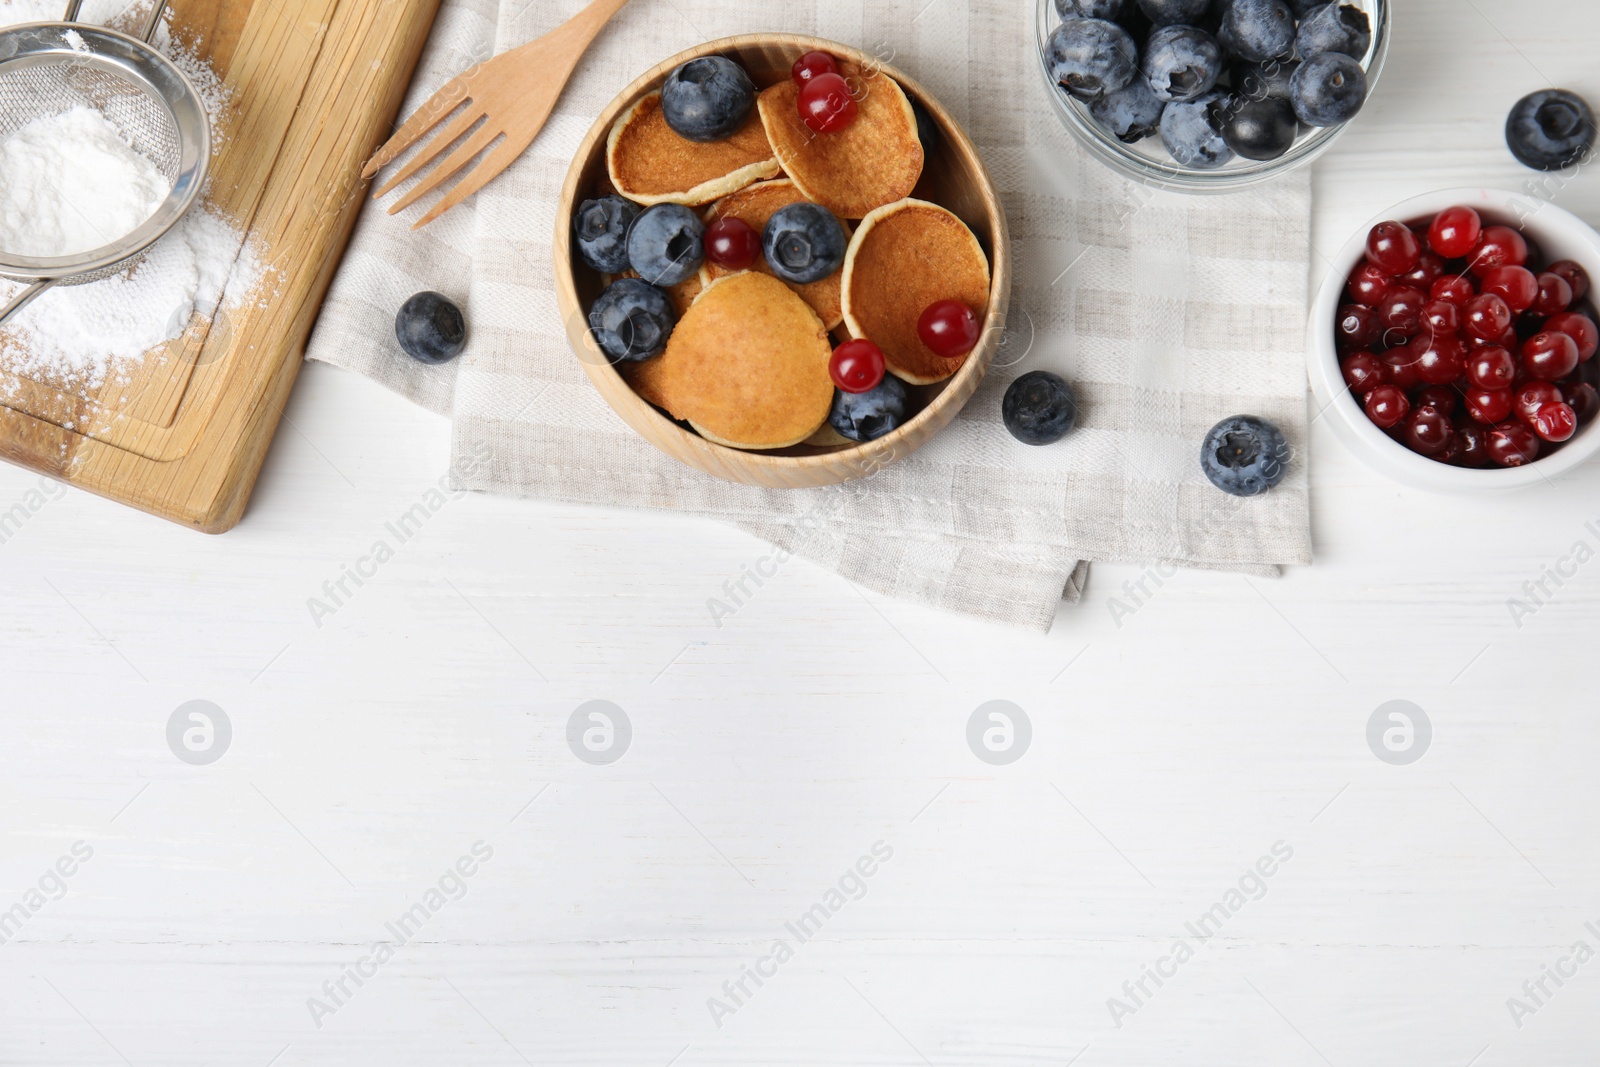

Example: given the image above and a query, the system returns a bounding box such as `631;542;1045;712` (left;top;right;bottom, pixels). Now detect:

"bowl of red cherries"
1308;189;1600;490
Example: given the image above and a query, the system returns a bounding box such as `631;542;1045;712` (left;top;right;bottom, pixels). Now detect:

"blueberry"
1002;371;1079;445
1142;25;1223;103
573;195;641;274
588;278;676;363
1289;51;1367;126
1090;76;1167;142
1135;0;1210;23
627;204;704;287
395;291;467;365
1046;17;1140;101
1218;0;1295;62
1200;415;1289;496
1283;0;1322;14
1294;3;1371;59
1059;0;1129;16
660;57;755;142
829;374;908;442
1052;0;1083;19
1222;96;1297;159
1160;89;1235;168
762;202;847;284
1233;58;1298;103
1505;89;1596;172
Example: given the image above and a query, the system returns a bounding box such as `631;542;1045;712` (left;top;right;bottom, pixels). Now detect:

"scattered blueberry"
1160;89;1235;168
1293;3;1371;59
588;278;676;363
660;57;755;142
1200;414;1290;495
1142;25;1224;103
627;204;705;287
1289;51;1367;126
573;195;641;274
762;202;847;284
1090;76;1167;142
829;373;909;442
1059;0;1129;16
1046;17;1140;100
1002;371;1079;445
1505;89;1596;172
1233;57;1298;102
395;291;466;365
1222;96;1297;159
1218;0;1295;62
1136;0;1211;24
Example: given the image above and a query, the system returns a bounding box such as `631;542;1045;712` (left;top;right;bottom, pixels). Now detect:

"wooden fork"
362;0;633;228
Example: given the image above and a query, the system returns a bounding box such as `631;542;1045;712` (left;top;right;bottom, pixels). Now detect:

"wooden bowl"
554;34;1012;488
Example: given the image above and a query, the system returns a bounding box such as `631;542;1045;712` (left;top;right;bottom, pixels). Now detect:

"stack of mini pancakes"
593;56;991;451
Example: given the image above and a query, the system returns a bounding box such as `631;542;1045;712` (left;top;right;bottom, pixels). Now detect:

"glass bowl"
1034;0;1389;192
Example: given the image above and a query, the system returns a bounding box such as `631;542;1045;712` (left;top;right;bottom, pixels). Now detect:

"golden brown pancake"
649;273;833;449
756;62;923;219
607;91;780;206
842;198;990;385
701;179;849;329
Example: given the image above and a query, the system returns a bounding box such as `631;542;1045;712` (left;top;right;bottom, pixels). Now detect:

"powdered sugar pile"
0;0;269;392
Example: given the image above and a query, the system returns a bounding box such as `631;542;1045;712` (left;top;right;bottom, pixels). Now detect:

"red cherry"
1411;333;1466;385
1487;421;1540;466
1469;225;1529;275
1465;387;1513;424
1404;406;1454;454
1364;384;1410;429
1420;299;1460;336
1347;261;1393;305
1563;381;1600;423
1429;206;1482;259
1523;330;1581;381
1452;425;1491;466
1378;286;1427;335
1546;311;1599;362
1341;350;1387;393
1463;293;1513;341
791;50;839;84
1533;401;1578;443
1414;384;1459;416
1398;251;1446;291
1479;265;1538;313
1547;260;1590;303
917;299;980;359
1336;304;1382;349
1430;274;1476;307
1382;348;1423;389
1466;344;1515;390
798;72;858;133
1514;380;1564;425
829;339;886;393
1532;272;1574;317
705;217;762;270
1367;221;1421;276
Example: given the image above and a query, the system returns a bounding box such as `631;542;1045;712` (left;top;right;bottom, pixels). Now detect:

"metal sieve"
0;0;210;326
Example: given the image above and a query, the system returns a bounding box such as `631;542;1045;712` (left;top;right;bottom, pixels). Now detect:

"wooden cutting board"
0;0;440;531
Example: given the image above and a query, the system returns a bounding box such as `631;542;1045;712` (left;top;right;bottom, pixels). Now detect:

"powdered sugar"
0;106;169;257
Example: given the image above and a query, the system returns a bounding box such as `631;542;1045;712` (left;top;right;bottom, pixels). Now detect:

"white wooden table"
3;1;1599;1063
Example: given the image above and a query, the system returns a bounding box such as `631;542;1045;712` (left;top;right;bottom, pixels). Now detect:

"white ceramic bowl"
1307;188;1600;492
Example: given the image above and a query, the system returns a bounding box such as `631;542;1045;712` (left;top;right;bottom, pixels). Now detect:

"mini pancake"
756;61;923;219
607;91;780;206
842;198;990;385
701;179;849;329
655;272;833;449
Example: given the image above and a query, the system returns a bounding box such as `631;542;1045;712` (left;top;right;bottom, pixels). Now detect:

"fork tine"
385;123;505;217
361;73;475;180
411;138;522;230
371;106;488;200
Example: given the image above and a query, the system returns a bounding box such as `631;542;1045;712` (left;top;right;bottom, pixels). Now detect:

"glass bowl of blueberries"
1036;0;1389;191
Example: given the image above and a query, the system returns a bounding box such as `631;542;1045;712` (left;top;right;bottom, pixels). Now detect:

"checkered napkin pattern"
305;0;1313;631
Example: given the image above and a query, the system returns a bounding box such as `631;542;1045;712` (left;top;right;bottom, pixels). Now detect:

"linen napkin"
306;0;1313;631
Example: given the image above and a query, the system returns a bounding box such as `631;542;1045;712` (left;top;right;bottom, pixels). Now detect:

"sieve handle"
0;281;57;327
59;1;168;43
61;0;82;19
